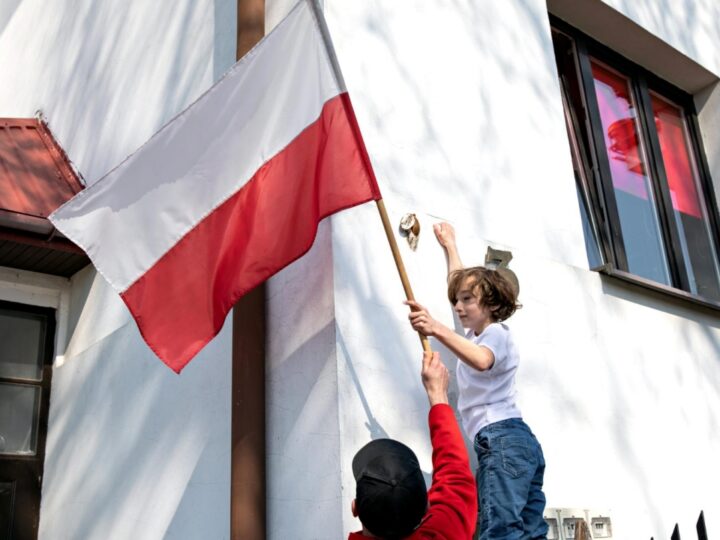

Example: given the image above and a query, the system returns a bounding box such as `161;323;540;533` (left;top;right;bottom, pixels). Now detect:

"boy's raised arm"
433;222;464;278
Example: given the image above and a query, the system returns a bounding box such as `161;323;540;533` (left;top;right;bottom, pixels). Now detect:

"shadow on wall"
3;0;235;186
599;277;720;330
609;0;720;71
331;213;474;463
329;0;720;532
600;275;720;440
337;322;433;490
41;321;230;540
268;318;339;450
338;328;389;441
0;0;21;37
347;0;720;271
336;205;720;539
695;82;720;210
345;0;585;265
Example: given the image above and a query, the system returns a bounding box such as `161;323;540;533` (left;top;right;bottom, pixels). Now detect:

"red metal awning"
0;118;84;230
0;118;90;276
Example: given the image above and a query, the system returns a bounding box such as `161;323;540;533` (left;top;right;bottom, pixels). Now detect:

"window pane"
0;383;40;455
0;310;44;381
576;184;603;269
651;93;720;300
591;61;671;285
552;30;603;269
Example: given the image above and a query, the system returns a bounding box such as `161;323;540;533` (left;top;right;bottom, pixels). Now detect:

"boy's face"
453;277;493;335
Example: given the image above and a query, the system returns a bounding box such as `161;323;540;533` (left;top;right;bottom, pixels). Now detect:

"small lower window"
0;301;55;539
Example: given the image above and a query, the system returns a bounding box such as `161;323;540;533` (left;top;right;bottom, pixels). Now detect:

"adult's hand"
421;351;449;406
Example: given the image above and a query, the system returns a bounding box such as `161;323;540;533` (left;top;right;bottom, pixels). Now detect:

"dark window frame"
0;299;55;539
551;16;720;310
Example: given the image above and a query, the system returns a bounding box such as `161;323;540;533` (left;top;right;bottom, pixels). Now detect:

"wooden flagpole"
375;200;432;352
307;0;431;353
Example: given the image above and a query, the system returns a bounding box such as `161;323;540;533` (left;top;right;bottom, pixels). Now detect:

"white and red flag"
50;0;381;373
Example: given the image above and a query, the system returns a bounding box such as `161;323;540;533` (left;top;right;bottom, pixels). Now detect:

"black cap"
352;439;428;538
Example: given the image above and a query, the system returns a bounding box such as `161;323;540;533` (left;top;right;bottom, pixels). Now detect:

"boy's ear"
351;499;358;517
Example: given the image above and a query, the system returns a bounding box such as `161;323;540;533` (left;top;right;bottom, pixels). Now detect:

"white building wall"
0;1;236;538
696;83;720;204
1;0;718;538
601;0;720;72
266;1;720;539
266;222;344;537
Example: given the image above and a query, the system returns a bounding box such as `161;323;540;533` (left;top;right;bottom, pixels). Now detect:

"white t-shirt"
456;322;522;439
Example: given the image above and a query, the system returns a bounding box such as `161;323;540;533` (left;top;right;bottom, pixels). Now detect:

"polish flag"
49;0;381;373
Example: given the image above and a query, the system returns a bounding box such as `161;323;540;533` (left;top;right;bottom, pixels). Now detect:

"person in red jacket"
348;351;477;539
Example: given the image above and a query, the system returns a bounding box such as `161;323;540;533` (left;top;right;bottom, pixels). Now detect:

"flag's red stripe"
120;93;380;373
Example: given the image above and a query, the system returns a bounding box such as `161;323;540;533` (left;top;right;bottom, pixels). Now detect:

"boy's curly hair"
447;266;521;322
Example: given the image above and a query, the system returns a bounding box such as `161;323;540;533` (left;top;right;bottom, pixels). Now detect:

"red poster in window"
591;62;650;200
651;95;702;218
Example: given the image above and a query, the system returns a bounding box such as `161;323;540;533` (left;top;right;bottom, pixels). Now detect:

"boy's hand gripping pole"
375;199;432;353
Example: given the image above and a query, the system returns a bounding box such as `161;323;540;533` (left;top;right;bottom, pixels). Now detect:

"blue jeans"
474;418;548;540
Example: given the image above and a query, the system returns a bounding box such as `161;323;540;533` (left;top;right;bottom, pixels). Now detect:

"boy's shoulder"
468;322;510;344
483;322;510;337
465;321;508;334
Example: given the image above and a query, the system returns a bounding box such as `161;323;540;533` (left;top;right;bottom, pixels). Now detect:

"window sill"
592;263;720;313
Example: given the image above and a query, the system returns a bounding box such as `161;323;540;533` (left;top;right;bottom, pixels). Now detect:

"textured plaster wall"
0;1;236;538
600;0;720;76
266;222;344;537
266;1;720;538
696;83;720;209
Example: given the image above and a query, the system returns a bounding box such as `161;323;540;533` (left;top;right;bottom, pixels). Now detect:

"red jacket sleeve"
410;404;477;539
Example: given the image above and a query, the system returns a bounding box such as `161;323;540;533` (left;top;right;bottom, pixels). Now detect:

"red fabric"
651;95;701;218
121;94;380;372
591;63;650;199
591;63;702;219
349;404;477;539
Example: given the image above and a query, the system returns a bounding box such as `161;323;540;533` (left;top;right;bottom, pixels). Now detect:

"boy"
406;222;547;540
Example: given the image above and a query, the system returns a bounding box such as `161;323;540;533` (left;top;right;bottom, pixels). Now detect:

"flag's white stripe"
50;0;340;292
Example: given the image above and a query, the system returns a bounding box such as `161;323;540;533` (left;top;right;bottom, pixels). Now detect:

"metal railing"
651;511;708;540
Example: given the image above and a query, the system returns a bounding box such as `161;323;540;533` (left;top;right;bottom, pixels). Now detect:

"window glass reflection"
551;30;603;269
0;383;40;455
591;61;670;284
651;93;720;300
0;310;44;381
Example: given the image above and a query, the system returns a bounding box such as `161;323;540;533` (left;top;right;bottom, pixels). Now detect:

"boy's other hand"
422;351;449;406
405;300;441;337
433;222;456;248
